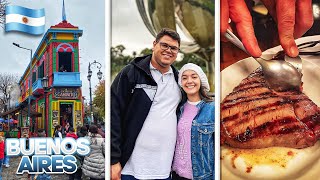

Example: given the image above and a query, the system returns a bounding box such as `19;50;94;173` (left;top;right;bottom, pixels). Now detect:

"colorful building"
17;5;83;137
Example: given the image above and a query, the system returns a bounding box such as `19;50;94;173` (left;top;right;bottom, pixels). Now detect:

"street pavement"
2;156;90;180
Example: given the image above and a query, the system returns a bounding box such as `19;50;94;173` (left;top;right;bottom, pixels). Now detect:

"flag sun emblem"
22;17;28;24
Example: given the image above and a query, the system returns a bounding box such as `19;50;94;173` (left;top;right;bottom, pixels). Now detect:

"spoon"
224;29;302;92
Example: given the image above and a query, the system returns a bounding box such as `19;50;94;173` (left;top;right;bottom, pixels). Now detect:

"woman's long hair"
53;125;61;137
200;87;214;102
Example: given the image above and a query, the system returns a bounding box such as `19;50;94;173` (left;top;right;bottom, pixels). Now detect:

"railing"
32;79;43;93
52;72;82;87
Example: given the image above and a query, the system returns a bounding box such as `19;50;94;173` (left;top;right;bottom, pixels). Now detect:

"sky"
111;0;191;61
0;0;105;104
111;0;155;55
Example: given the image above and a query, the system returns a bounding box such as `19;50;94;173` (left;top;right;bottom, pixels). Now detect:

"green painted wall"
48;94;53;137
53;49;57;72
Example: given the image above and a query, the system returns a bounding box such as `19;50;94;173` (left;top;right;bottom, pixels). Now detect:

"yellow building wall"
56;33;74;40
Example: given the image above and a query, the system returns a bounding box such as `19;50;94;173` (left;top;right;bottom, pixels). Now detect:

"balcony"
52;72;82;87
32;79;43;94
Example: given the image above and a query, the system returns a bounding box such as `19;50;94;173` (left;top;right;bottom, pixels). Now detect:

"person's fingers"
276;0;299;57
294;0;313;38
220;0;229;35
229;0;261;57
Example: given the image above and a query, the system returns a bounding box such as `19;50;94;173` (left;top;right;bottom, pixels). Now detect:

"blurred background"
112;0;215;93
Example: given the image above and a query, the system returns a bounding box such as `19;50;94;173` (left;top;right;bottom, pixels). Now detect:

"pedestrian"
70;126;88;180
66;127;78;139
66;127;81;180
37;129;46;137
97;124;105;138
17;127;21;138
53;125;62;139
171;63;214;180
82;125;105;180
0;136;4;180
85;124;89;132
65;122;71;134
77;126;88;138
100;122;105;133
2;132;10;168
31;129;52;180
111;28;182;180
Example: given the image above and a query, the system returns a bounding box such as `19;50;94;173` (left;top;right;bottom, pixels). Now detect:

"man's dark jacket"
111;55;180;167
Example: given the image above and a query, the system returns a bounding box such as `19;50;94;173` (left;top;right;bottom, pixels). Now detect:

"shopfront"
50;87;82;136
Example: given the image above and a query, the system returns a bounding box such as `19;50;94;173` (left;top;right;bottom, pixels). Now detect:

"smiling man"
111;28;182;180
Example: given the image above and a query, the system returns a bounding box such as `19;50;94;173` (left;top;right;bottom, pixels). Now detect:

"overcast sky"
0;0;105;103
111;0;155;55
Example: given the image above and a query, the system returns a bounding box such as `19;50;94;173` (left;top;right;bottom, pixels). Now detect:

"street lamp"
41;76;49;136
7;93;10;132
13;43;32;129
87;60;102;124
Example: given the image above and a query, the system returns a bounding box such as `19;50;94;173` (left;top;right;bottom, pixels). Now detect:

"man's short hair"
155;28;181;46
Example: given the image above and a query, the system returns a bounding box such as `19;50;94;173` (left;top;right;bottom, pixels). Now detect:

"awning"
17;110;42;118
0;106;42;118
0;106;20;117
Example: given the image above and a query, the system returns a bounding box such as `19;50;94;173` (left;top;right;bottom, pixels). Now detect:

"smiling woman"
171;63;214;180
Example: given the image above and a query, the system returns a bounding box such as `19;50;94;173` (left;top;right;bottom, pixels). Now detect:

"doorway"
59;103;73;128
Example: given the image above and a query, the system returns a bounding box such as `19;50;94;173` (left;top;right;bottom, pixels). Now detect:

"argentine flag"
5;5;45;35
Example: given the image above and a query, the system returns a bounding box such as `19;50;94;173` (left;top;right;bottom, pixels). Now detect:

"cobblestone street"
1;156;90;180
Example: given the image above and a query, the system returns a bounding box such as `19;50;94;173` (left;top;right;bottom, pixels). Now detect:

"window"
58;52;72;72
32;72;37;84
38;63;44;79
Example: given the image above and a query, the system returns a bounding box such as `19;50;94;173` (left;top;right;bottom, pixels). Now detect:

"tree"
111;45;133;80
0;73;19;112
93;80;105;122
0;0;8;28
174;53;207;71
139;48;152;56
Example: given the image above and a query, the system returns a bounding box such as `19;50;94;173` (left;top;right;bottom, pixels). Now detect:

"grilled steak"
221;68;320;149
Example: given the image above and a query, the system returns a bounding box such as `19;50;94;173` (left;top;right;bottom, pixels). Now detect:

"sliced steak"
221;68;320;149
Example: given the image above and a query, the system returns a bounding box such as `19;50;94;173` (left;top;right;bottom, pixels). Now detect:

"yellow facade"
50;100;82;133
56;33;74;40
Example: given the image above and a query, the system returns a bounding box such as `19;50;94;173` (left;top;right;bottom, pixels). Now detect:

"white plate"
221;35;320;180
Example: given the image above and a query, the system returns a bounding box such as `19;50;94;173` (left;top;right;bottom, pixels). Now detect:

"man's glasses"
159;42;180;53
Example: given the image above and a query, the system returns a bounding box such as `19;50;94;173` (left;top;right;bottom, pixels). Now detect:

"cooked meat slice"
221;68;320;149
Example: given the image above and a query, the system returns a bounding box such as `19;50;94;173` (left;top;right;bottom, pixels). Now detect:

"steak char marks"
221;68;320;149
